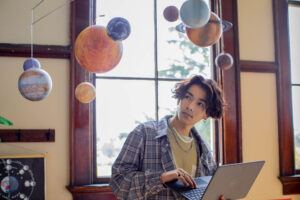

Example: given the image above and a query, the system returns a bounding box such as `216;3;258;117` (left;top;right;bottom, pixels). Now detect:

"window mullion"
154;0;159;121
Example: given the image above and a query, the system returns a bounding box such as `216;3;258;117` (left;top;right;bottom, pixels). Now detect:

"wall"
1;0;300;200
238;0;300;199
0;0;72;199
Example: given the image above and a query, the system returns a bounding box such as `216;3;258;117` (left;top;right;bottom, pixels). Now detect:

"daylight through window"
95;0;214;177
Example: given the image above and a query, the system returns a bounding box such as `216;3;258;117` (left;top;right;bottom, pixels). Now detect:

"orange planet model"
186;12;222;47
75;82;96;103
75;25;123;73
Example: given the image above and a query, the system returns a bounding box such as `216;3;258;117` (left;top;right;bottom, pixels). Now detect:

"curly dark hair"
172;75;225;119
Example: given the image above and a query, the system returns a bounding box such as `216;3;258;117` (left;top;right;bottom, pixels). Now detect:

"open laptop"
165;160;265;200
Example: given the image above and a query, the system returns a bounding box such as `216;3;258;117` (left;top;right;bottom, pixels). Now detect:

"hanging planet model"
186;12;222;47
107;17;131;41
163;5;179;22
215;52;234;70
75;82;96;103
23;58;41;71
74;25;123;73
18;68;52;101
180;0;210;28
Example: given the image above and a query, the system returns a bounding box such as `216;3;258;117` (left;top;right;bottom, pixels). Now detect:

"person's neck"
170;115;192;137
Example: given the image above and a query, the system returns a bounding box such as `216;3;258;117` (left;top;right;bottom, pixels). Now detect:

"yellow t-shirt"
167;127;198;177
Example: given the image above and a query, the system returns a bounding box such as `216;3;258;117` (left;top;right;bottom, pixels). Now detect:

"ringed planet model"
163;0;233;47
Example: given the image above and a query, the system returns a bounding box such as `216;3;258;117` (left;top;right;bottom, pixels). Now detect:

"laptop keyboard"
181;186;206;200
165;177;210;200
180;177;208;200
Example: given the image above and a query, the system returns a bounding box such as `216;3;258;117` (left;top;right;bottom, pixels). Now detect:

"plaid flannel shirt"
110;115;216;200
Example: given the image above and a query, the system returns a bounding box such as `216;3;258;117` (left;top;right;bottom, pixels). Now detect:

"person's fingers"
177;169;196;188
178;175;189;187
219;195;225;200
182;173;196;188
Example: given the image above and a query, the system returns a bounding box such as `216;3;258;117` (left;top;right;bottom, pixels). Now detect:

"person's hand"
219;195;226;200
161;168;196;188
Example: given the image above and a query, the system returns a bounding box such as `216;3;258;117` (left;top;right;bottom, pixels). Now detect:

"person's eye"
198;102;205;108
184;95;191;100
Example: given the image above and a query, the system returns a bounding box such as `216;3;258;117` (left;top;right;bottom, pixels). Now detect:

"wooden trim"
220;0;242;164
288;0;300;5
69;0;93;187
67;185;112;194
0;43;70;59
0;129;54;142
240;60;277;73
273;0;300;194
279;175;300;194
0;155;45;159
67;185;117;200
273;0;295;176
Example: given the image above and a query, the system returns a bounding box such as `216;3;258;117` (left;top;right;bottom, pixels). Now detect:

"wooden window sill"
67;184;117;200
279;175;300;194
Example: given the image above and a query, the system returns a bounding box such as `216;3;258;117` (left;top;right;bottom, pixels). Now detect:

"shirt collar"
155;115;173;139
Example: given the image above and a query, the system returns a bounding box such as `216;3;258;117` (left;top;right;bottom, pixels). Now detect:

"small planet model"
163;6;179;22
23;58;41;71
186;12;222;47
75;82;96;103
18;68;52;101
215;52;233;70
75;25;123;73
180;0;210;28
107;17;131;41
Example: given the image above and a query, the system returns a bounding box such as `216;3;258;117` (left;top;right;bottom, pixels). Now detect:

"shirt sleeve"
109;125;166;200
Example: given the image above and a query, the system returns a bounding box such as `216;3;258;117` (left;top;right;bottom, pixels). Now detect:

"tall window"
288;3;300;170
94;0;214;178
274;0;300;194
69;0;241;193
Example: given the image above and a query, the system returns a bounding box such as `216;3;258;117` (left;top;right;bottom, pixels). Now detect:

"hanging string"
30;0;74;58
32;0;74;25
218;0;225;53
31;11;32;58
30;0;44;58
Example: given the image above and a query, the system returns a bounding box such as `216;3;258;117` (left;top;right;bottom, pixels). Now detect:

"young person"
110;75;225;199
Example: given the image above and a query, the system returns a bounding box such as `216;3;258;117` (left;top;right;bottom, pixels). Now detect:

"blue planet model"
23;58;41;71
107;17;131;41
180;0;210;28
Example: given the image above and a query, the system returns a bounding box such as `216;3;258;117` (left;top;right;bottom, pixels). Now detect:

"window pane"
96;0;155;78
292;86;300;169
157;0;212;79
158;81;214;150
288;5;300;84
95;79;155;177
158;81;177;118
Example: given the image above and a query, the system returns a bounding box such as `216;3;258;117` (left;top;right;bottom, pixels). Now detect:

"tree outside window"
94;0;214;177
